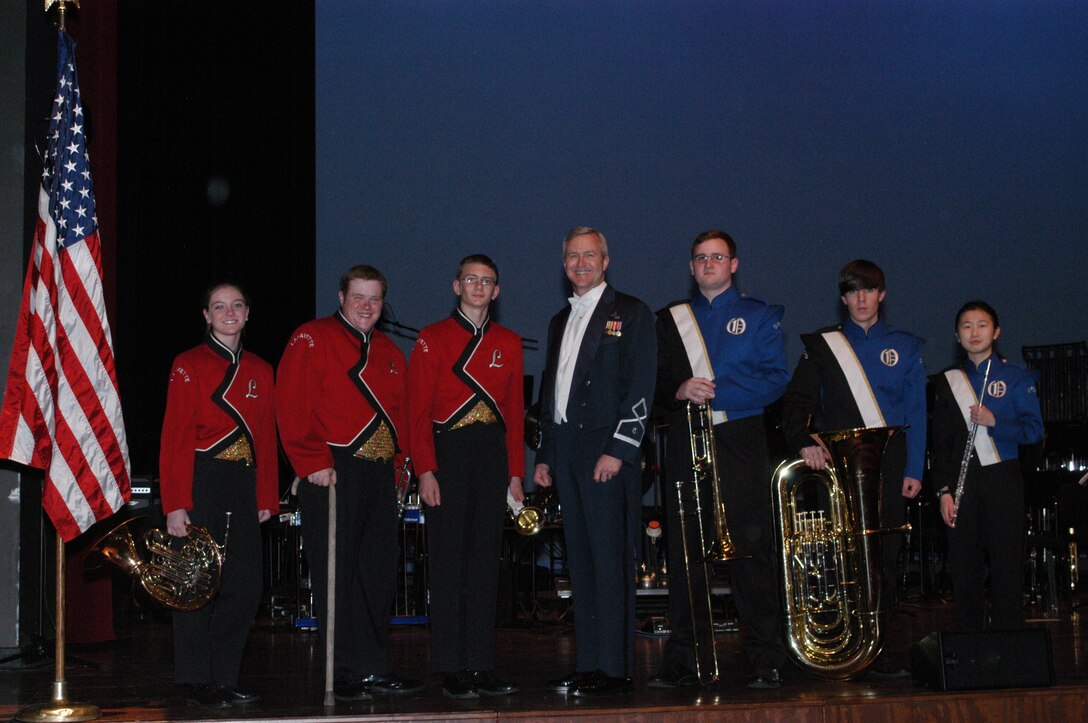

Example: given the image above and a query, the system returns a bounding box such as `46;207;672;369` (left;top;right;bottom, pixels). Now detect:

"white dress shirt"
554;282;607;424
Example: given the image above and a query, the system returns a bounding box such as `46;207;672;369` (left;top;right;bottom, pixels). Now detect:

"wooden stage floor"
2;597;1087;722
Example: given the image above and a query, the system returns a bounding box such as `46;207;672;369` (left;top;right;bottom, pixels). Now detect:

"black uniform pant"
877;435;909;615
425;423;508;673
947;460;1024;631
299;446;398;681
553;423;640;678
662;414;787;673
174;456;262;688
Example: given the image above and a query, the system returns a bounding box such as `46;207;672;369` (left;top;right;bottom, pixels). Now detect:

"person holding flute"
931;300;1044;631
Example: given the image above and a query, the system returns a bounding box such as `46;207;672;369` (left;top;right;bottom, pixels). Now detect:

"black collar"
452;306;490;337
205;331;241;364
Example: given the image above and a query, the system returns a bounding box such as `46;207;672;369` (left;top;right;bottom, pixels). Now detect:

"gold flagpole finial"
45;0;81;32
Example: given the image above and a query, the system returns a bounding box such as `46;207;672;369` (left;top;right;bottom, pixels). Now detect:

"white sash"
670;305;726;424
944;369;1000;466
821;331;885;428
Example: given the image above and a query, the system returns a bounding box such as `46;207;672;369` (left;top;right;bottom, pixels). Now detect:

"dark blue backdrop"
316;1;1087;383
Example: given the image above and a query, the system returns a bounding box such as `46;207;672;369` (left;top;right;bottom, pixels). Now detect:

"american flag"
0;30;130;542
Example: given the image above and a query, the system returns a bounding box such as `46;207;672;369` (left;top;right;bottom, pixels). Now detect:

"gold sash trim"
354;421;396;462
450;400;498;430
215;435;254;467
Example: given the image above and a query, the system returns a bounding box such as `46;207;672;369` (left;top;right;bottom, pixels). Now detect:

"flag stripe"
0;30;130;542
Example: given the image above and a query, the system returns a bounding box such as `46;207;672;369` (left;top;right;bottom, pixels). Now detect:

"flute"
950;358;993;526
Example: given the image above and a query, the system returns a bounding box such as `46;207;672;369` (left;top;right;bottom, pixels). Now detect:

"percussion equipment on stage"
639;520;664;589
395;456;417;519
524;402;542;451
1022;341;1088;424
773;426;907;679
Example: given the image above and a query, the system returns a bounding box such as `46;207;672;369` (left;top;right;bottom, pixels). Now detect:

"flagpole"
16;4;100;721
44;0;80;33
15;531;101;722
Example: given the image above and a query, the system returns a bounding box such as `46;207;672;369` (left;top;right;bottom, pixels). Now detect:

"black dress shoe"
546;670;595;692
333;679;373;701
747;665;781;690
442;672;479;699
471;670;518;696
647;664;699;688
570;672;633;697
173;684;194;704
360;672;424;695
869;658;911;678
183;683;232;708
221;686;259;704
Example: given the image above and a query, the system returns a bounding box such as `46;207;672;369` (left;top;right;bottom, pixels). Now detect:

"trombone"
675;402;747;685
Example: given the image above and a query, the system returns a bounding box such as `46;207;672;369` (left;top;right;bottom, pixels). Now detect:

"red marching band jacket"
406;309;525;478
276;312;407;479
159;335;279;515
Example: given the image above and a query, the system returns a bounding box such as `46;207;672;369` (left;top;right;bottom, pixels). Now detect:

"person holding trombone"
651;229;789;689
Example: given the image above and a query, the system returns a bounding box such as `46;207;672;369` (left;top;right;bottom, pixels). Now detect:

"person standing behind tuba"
932;301;1043;631
160;283;279;708
650;229;790;690
780;259;925;677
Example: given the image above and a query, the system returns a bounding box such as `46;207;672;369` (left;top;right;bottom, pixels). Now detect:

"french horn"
90;514;230;612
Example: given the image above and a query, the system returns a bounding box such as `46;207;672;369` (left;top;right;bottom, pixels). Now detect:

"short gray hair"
562;226;608;257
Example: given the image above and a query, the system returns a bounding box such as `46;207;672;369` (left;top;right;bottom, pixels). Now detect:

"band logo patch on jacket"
881;349;899;367
290;332;315;348
726;317;746;335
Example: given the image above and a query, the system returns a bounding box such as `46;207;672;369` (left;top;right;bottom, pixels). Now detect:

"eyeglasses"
692;253;732;265
460;275;497;287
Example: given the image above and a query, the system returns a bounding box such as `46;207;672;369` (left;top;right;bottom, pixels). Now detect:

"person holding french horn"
931;301;1044;631
159;283;279;708
406;254;524;699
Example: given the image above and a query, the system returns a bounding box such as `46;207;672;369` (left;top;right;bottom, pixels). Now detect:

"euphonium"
772;426;907;679
90;514;231;612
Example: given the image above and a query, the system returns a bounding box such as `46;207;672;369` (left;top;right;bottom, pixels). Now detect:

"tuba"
90;514;230;612
772;426;907;679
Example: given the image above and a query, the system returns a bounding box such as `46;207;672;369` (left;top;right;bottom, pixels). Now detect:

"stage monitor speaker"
910;630;1054;691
